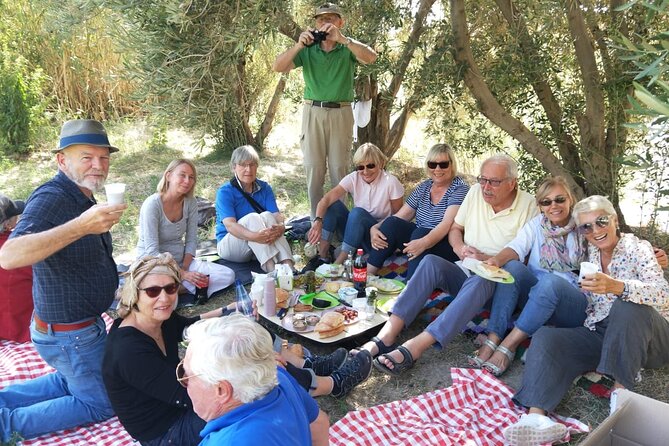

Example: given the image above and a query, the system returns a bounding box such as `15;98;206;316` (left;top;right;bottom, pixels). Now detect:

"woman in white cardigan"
136;159;234;300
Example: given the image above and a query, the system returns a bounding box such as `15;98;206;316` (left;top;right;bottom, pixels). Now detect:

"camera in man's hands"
310;30;328;44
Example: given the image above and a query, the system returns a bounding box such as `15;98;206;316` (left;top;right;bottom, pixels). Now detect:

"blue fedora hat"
53;119;119;153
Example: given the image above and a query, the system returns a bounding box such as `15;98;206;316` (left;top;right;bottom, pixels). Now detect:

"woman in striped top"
366;144;469;279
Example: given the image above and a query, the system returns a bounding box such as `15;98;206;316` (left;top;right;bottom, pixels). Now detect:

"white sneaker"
504;413;567;445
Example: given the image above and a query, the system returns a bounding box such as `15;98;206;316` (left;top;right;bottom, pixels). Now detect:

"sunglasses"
140;282;179;298
427;160;451;169
176;360;202;388
578;215;612;234
538;196;568;207
476;176;507;187
356;163;376;171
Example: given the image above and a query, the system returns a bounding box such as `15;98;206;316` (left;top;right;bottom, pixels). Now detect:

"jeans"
322;203;380;256
367;217;458;278
390;254;491;349
141;410;205;446
486;261;538;337
0;317;114;442
514;274;587;335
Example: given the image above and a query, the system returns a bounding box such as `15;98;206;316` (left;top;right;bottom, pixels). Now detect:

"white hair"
185;314;278;403
481;154;518;179
572;195;617;225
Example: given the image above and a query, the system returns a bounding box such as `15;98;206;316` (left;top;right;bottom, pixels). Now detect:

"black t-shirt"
102;313;199;441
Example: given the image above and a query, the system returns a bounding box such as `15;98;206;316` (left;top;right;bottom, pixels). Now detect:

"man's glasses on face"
578;215;612;234
176;360;202;388
476;176;507;187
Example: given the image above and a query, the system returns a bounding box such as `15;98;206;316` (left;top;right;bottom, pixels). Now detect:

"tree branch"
494;0;583;184
450;0;584;197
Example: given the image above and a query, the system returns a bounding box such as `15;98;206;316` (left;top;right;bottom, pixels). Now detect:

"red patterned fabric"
0;314;135;445
329;368;588;445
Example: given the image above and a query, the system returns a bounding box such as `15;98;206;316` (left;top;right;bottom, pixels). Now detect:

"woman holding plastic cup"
137;159;234;301
503;195;669;445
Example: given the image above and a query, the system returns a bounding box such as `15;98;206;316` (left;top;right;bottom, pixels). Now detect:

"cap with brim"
313;3;342;18
0;195;25;225
53;119;119;153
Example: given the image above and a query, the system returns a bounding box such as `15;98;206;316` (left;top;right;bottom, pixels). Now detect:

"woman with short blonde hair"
306;143;404;268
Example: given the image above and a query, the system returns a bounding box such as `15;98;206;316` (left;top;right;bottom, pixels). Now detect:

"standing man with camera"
273;3;377;219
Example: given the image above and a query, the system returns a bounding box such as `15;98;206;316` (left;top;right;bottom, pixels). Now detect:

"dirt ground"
178;285;669;445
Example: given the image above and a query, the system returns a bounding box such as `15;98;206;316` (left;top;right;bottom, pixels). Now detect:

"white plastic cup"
352;297;367;319
579;261;599;281
364;302;375;321
105;183;126;205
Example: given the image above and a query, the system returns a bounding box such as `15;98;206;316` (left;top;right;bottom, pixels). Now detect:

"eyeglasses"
176;360;202;388
427;161;451;169
477;176;507;187
237;163;257;170
356;163;376;171
578;215;613;234
538;196;568;207
139;282;179;298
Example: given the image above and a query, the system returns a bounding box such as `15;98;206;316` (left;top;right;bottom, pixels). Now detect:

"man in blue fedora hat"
0;119;126;441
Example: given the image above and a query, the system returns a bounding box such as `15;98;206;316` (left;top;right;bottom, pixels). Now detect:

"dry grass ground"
2;120;668;444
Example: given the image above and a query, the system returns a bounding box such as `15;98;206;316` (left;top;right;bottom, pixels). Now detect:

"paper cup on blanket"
104;183;126;205
579;261;599;281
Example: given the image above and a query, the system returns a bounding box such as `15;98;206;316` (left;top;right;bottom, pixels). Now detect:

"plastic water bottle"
353;248;367;296
263;276;276;316
343;251;353;280
235;280;253;317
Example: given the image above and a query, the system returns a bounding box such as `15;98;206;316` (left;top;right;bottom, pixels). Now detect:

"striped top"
406;176;469;229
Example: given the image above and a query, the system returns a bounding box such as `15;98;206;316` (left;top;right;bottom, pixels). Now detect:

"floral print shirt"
584;233;669;330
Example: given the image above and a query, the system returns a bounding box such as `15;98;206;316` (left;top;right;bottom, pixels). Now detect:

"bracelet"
312;216;323;223
620;282;630;300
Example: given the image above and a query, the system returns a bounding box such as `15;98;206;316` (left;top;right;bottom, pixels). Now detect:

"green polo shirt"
294;43;357;102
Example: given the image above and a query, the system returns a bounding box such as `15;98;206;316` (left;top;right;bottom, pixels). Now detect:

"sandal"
482;345;515;377
468;338;499;368
373;345;415;377
351;336;397;358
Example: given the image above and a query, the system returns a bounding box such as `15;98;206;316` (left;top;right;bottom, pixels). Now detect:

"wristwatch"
620;282;630;300
312;216;323;223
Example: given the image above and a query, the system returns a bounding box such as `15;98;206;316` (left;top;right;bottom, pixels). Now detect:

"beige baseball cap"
313;3;343;18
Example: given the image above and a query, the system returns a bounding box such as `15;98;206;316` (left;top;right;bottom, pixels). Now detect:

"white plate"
315;263;344;278
461;258;514;284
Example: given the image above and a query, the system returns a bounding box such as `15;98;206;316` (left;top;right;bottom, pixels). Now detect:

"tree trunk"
255;76;286;149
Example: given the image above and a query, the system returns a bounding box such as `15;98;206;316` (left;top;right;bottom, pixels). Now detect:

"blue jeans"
486;261;538;337
322;203;377;255
142;410;205;446
367;217;458;278
0;317;114;442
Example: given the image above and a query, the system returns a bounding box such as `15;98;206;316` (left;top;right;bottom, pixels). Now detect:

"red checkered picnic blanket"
0;314;135;445
329;367;588;445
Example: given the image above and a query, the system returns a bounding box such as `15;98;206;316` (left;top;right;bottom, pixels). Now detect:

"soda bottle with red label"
353;248;367;296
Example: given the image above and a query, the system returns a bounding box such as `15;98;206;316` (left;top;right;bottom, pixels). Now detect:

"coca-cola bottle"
353;248;367;296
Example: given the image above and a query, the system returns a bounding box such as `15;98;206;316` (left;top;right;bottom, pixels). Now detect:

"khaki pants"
301;103;354;218
216;212;292;272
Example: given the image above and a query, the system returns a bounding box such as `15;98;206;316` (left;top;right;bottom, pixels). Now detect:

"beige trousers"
301;103;354;218
216;212;292;272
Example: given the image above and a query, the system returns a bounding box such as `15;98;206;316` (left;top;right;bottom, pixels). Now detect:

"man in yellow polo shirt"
273;3;377;219
352;154;538;377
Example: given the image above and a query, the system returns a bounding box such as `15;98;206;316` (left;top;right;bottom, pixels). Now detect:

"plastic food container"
338;287;359;305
